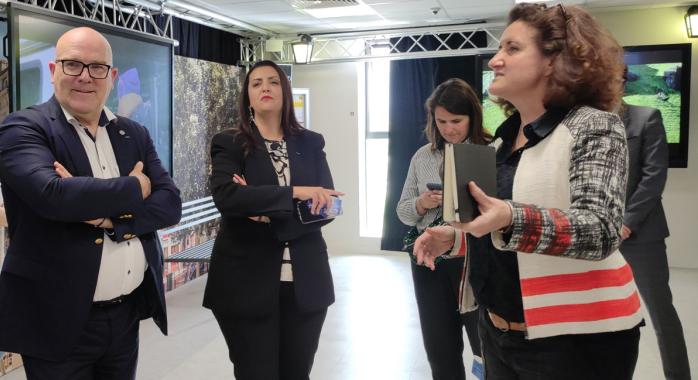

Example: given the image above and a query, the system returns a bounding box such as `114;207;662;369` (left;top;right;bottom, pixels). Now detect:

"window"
359;58;390;237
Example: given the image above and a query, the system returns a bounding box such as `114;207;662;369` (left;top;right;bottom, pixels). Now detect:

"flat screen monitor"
475;54;506;137
476;44;691;168
7;4;174;172
624;44;690;168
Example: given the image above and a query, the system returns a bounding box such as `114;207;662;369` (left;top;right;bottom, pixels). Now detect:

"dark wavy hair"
494;3;624;114
235;60;304;155
425;78;491;150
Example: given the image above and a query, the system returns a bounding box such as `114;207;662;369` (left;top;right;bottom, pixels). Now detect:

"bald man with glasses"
0;27;181;380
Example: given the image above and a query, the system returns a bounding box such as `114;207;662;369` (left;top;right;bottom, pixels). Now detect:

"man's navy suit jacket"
0;96;181;361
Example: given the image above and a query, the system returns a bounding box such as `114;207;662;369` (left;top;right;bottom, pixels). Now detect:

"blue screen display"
16;13;173;172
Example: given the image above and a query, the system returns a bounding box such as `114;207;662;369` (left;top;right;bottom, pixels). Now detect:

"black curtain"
153;15;241;65
380;55;479;251
43;2;241;66
186;21;240;65
380;58;435;251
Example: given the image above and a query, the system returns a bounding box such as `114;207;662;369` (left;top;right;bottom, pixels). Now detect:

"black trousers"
412;258;481;380
22;295;140;380
479;309;640;380
621;241;691;380
213;281;328;380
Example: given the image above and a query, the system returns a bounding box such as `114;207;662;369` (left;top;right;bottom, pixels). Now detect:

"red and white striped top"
464;106;643;339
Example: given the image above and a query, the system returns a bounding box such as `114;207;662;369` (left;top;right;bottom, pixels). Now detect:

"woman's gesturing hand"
292;187;345;215
413;225;456;270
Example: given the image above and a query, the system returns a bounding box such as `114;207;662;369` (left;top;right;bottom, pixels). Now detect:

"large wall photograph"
161;55;242;292
172;55;242;201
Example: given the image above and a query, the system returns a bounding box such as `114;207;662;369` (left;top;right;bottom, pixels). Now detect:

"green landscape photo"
624;63;681;143
481;70;507;135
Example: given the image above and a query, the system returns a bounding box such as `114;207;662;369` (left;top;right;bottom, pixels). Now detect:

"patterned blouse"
264;139;290;186
264;139;293;282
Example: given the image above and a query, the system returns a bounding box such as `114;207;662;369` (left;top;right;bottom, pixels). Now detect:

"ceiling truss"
6;0;504;68
240;23;505;66
13;0;175;39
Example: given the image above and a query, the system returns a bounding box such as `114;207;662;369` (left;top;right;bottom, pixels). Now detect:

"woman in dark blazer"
203;60;342;380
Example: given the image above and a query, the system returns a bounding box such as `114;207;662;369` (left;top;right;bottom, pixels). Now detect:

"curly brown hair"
425;78;491;151
495;3;624;113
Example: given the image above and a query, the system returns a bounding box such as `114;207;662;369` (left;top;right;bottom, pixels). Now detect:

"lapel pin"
119;130;126;136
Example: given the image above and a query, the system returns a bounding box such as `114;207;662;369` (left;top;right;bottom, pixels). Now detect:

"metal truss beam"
10;0;267;41
240;36;266;68
13;0;175;39
240;23;505;66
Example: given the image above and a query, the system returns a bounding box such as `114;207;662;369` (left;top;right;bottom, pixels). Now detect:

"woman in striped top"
397;78;491;380
414;4;643;380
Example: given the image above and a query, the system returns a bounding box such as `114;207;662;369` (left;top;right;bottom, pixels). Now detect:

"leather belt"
488;310;527;332
92;293;130;308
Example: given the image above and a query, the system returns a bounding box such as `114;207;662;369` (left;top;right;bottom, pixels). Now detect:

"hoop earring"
248;106;255;125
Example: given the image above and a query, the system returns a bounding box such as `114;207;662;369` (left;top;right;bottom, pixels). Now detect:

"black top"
471;107;568;323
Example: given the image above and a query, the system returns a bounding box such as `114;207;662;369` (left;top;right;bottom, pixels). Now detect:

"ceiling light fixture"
292;34;314;64
685;6;698;37
299;0;376;19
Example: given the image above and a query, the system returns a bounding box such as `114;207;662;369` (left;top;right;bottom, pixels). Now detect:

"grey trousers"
621;241;691;380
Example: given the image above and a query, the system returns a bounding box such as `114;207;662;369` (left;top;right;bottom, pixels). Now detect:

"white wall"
294;6;698;268
594;7;698;269
293;63;382;255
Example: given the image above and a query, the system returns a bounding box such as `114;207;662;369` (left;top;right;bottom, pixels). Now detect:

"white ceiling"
178;0;697;36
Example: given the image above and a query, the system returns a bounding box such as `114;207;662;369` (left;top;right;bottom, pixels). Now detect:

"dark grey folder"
443;143;497;223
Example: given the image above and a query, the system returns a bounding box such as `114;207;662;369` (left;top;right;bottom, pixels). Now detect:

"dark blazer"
620;104;670;244
203;128;335;318
0;97;181;361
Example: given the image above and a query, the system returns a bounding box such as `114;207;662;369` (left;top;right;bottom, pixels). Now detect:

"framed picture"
292;88;310;129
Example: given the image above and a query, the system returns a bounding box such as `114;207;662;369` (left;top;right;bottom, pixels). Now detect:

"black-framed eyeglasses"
56;59;112;79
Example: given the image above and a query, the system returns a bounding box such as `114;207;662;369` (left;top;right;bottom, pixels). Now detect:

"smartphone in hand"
297;196;343;224
426;182;443;191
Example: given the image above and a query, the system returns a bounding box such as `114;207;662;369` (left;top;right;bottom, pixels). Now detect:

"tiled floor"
4;252;697;379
